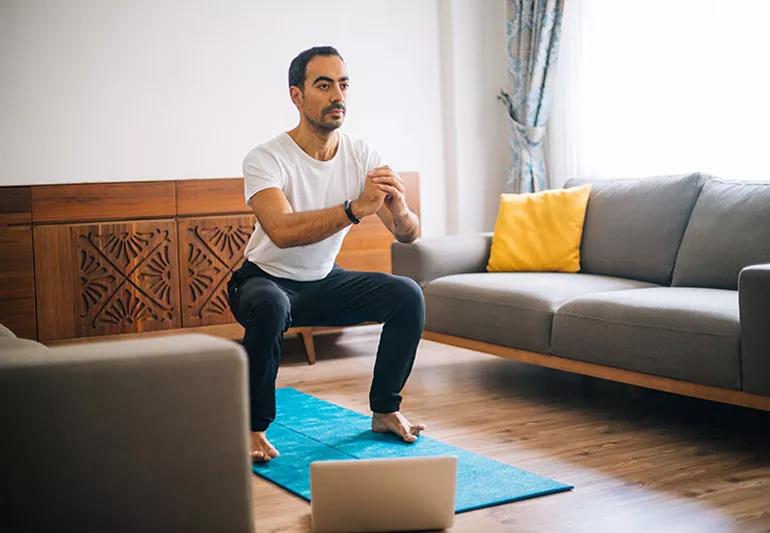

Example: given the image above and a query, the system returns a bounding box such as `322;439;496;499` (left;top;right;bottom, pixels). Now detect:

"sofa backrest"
565;173;704;285
672;179;770;290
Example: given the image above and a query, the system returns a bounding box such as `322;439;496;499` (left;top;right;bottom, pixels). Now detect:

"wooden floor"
253;327;770;533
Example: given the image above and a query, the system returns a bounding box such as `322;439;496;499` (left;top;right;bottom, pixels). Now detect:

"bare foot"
371;411;426;443
250;431;280;462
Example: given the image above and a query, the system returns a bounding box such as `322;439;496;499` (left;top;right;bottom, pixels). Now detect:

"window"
548;0;770;184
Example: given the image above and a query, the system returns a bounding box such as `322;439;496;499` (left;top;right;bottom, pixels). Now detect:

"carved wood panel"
178;215;255;327
35;219;180;341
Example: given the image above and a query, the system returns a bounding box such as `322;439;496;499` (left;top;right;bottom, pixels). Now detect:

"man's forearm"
269;205;352;248
392;210;420;243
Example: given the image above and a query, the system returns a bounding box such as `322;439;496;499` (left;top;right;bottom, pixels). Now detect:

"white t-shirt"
242;132;382;281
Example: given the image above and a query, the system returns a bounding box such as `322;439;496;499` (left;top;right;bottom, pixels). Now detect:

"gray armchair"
0;329;254;533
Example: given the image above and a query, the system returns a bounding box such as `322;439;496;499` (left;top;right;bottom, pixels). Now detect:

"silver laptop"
310;455;457;533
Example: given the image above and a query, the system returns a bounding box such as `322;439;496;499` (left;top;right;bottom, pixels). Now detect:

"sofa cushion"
565;173;704;285
424;273;657;353
551;287;740;389
672;179;770;290
487;185;591;273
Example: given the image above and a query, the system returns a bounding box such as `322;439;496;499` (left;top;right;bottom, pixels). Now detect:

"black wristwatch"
343;199;360;224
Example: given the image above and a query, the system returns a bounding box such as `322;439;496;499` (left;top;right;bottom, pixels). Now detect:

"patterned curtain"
500;0;565;193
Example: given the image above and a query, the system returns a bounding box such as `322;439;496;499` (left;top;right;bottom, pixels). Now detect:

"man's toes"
398;425;418;443
251;449;267;462
267;447;280;458
410;424;426;436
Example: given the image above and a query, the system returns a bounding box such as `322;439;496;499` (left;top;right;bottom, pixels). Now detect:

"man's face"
293;55;349;132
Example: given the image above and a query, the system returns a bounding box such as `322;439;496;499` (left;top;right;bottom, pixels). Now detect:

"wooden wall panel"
35;219;180;341
0;298;37;341
0;226;37;339
1;172;419;344
0;226;35;299
176;178;250;216
335;249;393;273
178;215;255;327
31;182;176;224
0;186;32;226
337;216;394;272
33;224;79;340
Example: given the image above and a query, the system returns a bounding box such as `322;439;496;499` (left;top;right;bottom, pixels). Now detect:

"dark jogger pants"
226;260;425;431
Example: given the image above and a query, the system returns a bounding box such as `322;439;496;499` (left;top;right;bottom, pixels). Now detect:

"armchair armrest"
0;323;16;339
391;233;493;287
0;334;254;533
739;263;770;395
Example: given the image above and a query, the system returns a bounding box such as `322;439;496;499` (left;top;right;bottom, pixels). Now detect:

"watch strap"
343;199;360;224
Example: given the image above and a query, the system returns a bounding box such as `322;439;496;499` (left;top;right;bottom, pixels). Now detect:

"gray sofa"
393;173;770;406
0;326;254;533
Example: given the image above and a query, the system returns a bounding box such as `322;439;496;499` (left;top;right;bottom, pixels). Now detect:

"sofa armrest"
391;233;493;286
0;334;254;533
0;323;16;339
739;263;770;395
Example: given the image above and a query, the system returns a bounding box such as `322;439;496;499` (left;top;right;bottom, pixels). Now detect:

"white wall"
0;0;509;236
439;0;509;234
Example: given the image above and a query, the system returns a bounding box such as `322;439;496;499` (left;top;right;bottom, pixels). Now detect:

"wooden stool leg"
299;328;316;365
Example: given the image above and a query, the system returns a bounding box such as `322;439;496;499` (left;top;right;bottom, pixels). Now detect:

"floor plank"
251;326;770;533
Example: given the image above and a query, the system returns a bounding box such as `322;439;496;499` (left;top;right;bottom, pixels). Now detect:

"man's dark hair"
288;46;343;90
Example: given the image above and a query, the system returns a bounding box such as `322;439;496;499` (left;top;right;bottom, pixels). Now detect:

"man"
228;46;426;462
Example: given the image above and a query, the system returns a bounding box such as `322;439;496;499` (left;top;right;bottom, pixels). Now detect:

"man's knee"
389;276;425;315
235;282;291;332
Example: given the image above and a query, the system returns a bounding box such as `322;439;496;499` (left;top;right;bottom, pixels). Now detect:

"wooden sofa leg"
299;328;316;365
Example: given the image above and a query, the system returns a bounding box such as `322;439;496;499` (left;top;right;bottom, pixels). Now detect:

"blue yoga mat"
253;388;573;513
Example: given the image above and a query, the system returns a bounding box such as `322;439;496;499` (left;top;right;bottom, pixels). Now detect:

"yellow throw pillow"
487;185;592;273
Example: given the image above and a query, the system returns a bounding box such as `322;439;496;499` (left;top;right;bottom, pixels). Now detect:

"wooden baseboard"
423;330;770;412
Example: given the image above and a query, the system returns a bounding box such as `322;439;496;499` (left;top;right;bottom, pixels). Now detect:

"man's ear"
289;86;303;109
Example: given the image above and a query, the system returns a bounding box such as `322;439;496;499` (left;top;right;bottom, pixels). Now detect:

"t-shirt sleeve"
242;147;285;204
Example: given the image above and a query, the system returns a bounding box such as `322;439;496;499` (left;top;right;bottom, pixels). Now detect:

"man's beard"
305;105;344;133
